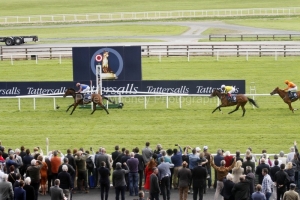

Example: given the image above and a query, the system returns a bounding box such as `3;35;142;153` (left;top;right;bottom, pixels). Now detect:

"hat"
203;146;208;150
9;150;15;154
195;147;201;152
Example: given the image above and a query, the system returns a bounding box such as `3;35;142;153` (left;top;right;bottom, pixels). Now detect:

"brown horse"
209;89;258;117
63;88;109;115
270;87;300;113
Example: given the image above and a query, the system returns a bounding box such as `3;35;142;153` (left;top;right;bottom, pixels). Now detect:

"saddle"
81;93;91;103
227;95;236;102
288;91;298;100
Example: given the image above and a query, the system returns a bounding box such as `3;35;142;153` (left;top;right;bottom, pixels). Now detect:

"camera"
175;144;178;146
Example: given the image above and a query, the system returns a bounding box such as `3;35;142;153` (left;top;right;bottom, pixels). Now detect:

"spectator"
251;184;266;200
203;146;212;189
142;142;153;165
8;165;17;186
232;160;243;183
220;173;235;200
112;145;121;165
138;190;146;200
13;173;22;188
37;155;48;196
287;146;295;163
14;180;26;200
185;146;200;193
213;149;224;189
178;161;191;200
57;165;72;200
50;179;65;200
158;157;174;200
291;153;300;189
0;174;14;200
256;158;270;184
273;154;283;166
98;161;111;200
26;159;42;200
285;162;295;190
127;152;139;196
191;160;207;200
24;177;35;200
262;168;273;200
144;159;157;192
50;150;62;186
134;147;145;190
242;155;255;174
275;164;290;200
283;183;300;200
171;144;183;189
236;150;243;163
245;166;255;196
75;150;88;193
113;162;129;200
231;175;251;200
149;167;160;200
270;160;280;198
224;151;234;168
210;155;236;200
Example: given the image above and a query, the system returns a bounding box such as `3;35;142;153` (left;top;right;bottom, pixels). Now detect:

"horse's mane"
68;88;75;92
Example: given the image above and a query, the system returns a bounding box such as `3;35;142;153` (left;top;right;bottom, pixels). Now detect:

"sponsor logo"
0;87;21;95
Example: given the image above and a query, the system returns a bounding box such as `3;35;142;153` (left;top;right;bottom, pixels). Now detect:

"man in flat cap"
283;183;300;200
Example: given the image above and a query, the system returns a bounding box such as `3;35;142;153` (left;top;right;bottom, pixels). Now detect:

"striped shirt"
262;174;273;194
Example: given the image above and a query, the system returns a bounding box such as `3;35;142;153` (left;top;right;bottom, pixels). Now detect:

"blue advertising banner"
0;80;245;96
72;46;142;81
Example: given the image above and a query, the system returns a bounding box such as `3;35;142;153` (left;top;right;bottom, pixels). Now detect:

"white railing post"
188;51;190;62
166;96;169;108
59;54;62;64
179;96;182;109
18;98;21;111
144;96;147;109
35;55;38;64
33;98;36;110
159;53;161;62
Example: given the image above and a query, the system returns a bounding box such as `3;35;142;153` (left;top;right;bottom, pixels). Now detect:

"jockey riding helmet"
221;84;225;89
284;80;289;84
76;82;80;87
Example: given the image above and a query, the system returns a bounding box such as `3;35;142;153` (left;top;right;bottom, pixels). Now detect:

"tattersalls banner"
0;80;245;96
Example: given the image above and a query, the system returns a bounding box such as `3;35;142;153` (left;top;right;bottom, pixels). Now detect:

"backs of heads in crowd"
246;166;252;173
146;142;150;147
62;165;68;172
203;146;208;151
138;190;144;197
256;184;262;191
226;173;233;181
25;177;31;185
279;151;284;157
290;183;296;190
115;145;119;151
280;163;285;170
134;147;139;153
54;179;60;186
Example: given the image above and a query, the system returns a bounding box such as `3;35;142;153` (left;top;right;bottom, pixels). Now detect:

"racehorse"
209;89;259;117
63;88;109;115
270;87;300;113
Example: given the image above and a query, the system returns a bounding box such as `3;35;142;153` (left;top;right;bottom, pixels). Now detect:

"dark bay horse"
270;87;300;113
63;88;109;115
210;89;259;117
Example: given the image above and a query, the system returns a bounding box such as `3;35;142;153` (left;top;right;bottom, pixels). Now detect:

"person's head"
285;80;289;85
217;149;222;155
161;150;166;156
53;151;58;156
236;150;240;157
1;174;8;182
182;161;188;168
290;183;296;190
67;149;71;154
101;161;106;167
62;165;68;172
115;145;119;151
290;147;295;152
54;179;60;186
203;146;208;152
152;167;158;174
145;142;150;147
160;157;164;163
173;148;178;154
134;147;139;153
246;166;252;174
152;153;157;160
248;147;252;152
166;149;173;156
9;165;15;173
260;158;265;163
256;184;262;192
25;177;31;185
274;154;278;160
116;162;122;169
286;162;293;169
226;173;233;181
192;148;196;155
19;180;24;187
156;144;162;151
195;147;201;153
121;147;126;153
25;149;30;155
76;82;80;87
280;164;285;170
138;190;145;198
199;152;204;158
220;160;226;166
31;159;37;166
20;146;25;152
239;175;245;182
77;151;82;156
125;150;129;155
16;173;21;180
147;159;157;169
33;147;38;152
37;155;43;162
73;148;77;155
235;160;242;168
262;149;267;154
246;155;251;161
262;168;268;176
224;151;231;156
130;152;135;158
221;84;225;89
279;151;284;157
63;157;68;163
274;160;279;166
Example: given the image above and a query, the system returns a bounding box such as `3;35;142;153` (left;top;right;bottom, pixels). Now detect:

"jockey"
76;83;90;99
284;80;297;99
221;84;236;100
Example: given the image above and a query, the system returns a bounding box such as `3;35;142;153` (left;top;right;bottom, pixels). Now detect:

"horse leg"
70;104;78;115
102;96;115;104
91;103;97;115
287;102;295;113
228;105;240;115
99;103;109;114
66;104;74;112
241;105;246;117
212;106;221;114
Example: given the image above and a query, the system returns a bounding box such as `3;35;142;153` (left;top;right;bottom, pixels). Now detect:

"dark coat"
192;165;207;187
255;163;270;184
221;179;235;200
232;179;251;200
23;184;35;200
134;153;145;171
57;171;72;189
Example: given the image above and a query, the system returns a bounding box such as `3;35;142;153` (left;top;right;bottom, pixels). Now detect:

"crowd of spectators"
1;140;300;200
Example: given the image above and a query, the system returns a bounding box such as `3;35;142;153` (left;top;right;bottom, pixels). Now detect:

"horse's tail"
247;97;259;108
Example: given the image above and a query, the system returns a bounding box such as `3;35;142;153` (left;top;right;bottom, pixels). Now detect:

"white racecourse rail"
0;7;300;24
0;93;274;111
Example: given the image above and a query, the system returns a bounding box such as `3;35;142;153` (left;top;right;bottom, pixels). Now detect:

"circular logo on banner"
95;54;102;62
90;48;123;77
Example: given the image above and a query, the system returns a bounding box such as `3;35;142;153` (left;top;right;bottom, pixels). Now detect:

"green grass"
0;56;300;154
2;0;300;16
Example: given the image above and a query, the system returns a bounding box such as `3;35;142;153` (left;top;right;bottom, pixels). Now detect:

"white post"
18;98;20;111
35;55;38;64
33;98;36;110
179;96;182;109
59;54;62;64
144;96;147;109
11;55;13;65
53;97;56;110
166;96;169;108
187;51;190;62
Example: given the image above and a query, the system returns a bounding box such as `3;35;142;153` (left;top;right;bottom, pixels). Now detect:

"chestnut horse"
210;89;258;117
63;88;109;115
270;87;300;113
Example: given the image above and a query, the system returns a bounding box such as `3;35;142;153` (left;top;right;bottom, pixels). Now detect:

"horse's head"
270;87;279;95
209;88;221;98
63;88;76;98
